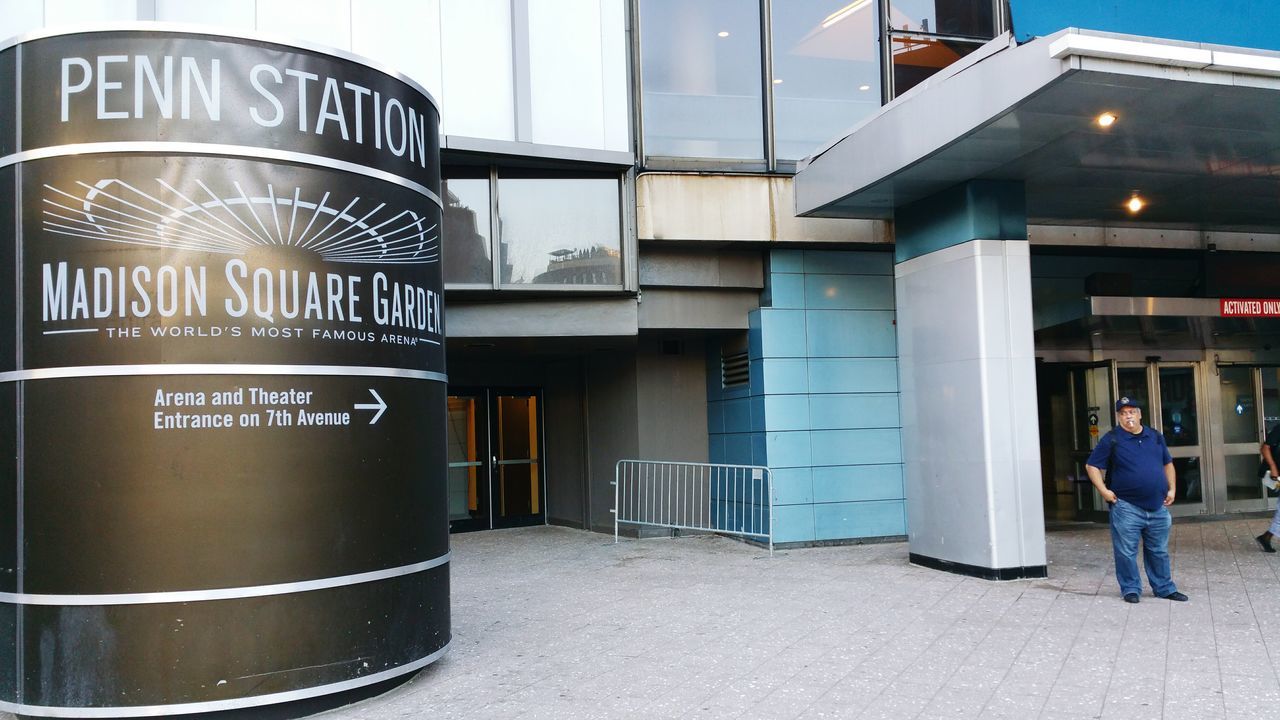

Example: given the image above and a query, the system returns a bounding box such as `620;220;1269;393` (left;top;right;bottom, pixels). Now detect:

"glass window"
440;0;515;139
887;0;994;37
1159;366;1199;447
771;0;881;161
638;0;764;161
442;174;494;286
890;36;986;96
1220;367;1259;445
497;175;622;287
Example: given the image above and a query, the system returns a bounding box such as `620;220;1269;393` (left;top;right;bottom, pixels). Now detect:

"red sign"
1221;298;1280;317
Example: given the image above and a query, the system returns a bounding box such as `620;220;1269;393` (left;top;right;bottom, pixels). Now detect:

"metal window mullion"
760;0;776;172
488;166;500;289
621;169;637;293
628;0;645;164
879;0;894;103
511;0;533;143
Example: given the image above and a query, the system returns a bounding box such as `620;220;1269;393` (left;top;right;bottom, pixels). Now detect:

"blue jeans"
1109;498;1177;597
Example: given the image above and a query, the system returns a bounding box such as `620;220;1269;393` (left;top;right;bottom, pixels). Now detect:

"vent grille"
721;350;749;389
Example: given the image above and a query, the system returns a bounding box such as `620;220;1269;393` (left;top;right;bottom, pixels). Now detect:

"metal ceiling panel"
796;30;1280;233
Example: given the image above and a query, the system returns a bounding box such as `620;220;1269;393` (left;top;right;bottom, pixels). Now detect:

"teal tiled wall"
709;249;905;544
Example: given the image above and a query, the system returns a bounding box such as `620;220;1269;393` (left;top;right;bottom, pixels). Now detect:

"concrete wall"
637;174;888;245
636;337;709;464
544;359;588;528
584;351;640;532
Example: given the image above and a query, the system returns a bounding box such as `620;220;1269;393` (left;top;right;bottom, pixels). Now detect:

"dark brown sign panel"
1;28;448;716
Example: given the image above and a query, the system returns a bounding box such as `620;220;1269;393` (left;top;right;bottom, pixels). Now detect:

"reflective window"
887;0;997;97
890;36;986;95
442;174;494;286
888;0;995;36
771;0;881;161
528;0;630;151
497;176;622;287
638;0;764;161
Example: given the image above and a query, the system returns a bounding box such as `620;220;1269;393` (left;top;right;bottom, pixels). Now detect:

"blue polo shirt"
1086;426;1173;511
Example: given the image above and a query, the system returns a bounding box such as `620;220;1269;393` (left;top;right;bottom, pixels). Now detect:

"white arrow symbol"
354;389;387;424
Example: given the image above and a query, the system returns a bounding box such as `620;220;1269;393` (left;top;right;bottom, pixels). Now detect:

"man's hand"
1101;488;1117;504
1164;488;1176;506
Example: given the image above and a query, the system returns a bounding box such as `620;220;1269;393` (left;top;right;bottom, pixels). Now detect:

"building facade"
4;0;1280;567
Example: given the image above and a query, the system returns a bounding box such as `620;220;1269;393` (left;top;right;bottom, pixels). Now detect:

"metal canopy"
795;29;1280;233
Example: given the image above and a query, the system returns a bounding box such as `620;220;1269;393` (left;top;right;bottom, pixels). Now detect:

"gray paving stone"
10;517;1280;720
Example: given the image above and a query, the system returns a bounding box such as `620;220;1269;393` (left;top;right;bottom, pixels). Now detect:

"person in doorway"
1254;423;1280;552
1085;397;1189;604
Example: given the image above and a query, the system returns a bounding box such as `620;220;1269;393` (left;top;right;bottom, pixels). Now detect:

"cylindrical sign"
0;27;448;716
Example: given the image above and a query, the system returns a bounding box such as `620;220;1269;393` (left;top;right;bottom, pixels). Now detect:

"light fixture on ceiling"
717;31;729;38
1126;194;1145;214
858;84;871;91
822;0;872;28
1096;111;1117;128
773;78;783;84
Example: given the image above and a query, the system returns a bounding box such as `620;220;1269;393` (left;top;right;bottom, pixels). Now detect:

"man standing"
1085;397;1189;604
1253;422;1280;552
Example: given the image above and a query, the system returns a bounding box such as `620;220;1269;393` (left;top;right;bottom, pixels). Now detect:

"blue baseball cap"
1115;397;1141;412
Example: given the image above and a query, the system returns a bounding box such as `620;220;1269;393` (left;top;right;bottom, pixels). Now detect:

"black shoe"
1123;593;1139;604
1257;534;1276;553
1159;591;1189;602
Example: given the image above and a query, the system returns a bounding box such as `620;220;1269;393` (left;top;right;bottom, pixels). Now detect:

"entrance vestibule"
1039;356;1280;523
446;388;545;532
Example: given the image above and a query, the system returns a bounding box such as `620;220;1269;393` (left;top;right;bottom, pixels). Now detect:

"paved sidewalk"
9;517;1280;719
317;517;1280;720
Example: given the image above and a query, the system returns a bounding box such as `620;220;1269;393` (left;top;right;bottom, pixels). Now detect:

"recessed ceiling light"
717;31;729;37
858;84;871;91
1126;194;1145;213
1096;111;1117;128
773;78;783;84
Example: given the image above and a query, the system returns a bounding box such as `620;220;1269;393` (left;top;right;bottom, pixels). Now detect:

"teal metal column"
893;180;1047;579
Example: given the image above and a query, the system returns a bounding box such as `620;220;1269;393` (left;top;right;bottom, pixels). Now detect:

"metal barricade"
613;460;773;556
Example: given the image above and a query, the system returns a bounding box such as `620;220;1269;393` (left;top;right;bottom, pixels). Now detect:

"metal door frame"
488;387;547;530
1213;362;1273;514
447;387;494;533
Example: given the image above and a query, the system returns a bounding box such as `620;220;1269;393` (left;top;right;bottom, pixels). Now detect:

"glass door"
1155;363;1207;517
490;391;544;529
446;391;490;532
1219;366;1273;512
1067;361;1115;520
447;388;546;532
1112;362;1207;517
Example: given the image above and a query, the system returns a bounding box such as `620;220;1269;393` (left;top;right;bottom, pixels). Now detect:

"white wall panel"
440;0;513;139
257;0;351;49
44;0;135;25
527;0;606;148
156;0;255;30
351;0;441;100
0;0;44;41
598;0;629;152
